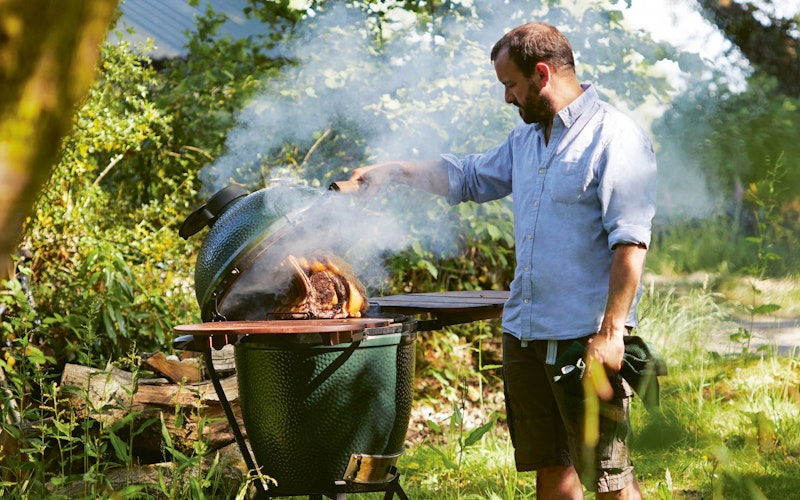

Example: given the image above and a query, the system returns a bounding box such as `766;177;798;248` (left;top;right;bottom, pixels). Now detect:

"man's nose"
504;88;514;104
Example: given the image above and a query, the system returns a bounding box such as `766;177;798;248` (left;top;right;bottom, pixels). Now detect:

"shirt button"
524;266;529;272
523;298;530;303
533;200;539;207
527;234;533;240
539;168;546;174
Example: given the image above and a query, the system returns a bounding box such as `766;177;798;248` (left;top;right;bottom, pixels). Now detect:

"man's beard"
517;93;554;125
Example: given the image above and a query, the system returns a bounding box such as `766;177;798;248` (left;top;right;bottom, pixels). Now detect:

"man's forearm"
599;243;648;337
585;243;647;376
349;160;450;196
389;160;450;196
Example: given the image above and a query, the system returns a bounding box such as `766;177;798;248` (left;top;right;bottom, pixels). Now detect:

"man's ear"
533;61;551;89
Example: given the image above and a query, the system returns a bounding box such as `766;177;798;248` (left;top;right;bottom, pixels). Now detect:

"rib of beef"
273;253;368;319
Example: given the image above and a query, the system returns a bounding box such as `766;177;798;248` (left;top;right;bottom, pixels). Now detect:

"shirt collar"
556;83;597;128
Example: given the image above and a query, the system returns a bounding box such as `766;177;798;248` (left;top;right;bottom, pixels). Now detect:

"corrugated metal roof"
113;0;266;59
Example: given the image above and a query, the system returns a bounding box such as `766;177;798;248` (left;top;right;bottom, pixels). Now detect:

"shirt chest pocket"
549;158;590;204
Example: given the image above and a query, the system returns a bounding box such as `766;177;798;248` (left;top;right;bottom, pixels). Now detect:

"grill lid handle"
179;185;249;239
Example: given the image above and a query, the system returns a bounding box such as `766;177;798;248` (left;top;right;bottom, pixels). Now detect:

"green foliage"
19;4;298;366
623;280;800;499
648;218;751;275
646;155;792;351
0;309;236;499
7;0;800;496
656;469;674;500
19;41;188;367
630;354;800;499
653;74;800;276
58;39;172;213
425;403;499;472
658;75;800;202
156;413;229;499
156;6;281;186
648;201;800;280
401;428;535;498
384;195;515;295
726;155;785;354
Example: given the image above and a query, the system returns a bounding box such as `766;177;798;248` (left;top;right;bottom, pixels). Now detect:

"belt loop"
545;339;558;365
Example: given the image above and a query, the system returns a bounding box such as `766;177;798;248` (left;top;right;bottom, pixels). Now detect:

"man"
349;22;656;499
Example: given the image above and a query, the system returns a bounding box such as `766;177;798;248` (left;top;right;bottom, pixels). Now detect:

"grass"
390;355;800;499
385;276;800;499
631;355;800;499
2;276;799;499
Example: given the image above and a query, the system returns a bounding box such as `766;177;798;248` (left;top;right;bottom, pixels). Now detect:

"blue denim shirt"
444;85;657;341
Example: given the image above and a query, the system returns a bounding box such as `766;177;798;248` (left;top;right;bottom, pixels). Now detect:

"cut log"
143;351;202;384
59;363;243;459
211;344;236;372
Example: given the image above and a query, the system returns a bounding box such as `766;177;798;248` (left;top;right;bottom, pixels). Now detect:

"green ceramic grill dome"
183;184;322;321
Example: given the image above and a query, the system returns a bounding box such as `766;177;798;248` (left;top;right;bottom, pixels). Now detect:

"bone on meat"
274;254;367;319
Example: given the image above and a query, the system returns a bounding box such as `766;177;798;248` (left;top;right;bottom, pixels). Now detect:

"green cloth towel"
553;335;667;413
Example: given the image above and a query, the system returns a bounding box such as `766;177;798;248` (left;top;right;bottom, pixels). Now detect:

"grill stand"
195;335;410;499
200;339;268;496
176;291;509;498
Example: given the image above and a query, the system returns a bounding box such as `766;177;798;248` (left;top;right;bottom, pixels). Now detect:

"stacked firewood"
57;348;249;491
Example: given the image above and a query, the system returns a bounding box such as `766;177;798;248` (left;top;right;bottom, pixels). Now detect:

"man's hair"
490;22;575;77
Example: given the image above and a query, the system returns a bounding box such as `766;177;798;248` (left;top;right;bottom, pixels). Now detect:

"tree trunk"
0;0;119;279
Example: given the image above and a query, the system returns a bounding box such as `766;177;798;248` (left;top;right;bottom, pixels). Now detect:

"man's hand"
583;330;625;401
585;329;625;372
348;162;404;197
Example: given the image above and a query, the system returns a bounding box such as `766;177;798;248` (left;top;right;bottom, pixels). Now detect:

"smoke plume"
194;1;728;302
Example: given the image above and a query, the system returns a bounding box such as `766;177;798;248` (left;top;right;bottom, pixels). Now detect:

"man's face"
494;48;554;125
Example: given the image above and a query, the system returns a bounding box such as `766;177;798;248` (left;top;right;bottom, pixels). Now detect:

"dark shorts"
502;333;636;493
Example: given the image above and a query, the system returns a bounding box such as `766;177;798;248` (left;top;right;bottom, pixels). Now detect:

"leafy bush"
653;75;800;276
20;41;189;367
20;9;295;366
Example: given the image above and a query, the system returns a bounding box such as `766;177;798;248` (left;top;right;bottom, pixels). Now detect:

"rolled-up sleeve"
598;121;658;250
442;137;515;206
443;154;468;206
